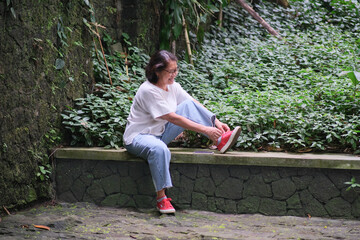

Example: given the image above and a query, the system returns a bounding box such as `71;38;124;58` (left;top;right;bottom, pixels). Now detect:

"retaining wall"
54;148;360;218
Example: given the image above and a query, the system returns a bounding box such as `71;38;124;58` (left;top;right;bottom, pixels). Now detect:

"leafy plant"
28;149;53;181
37;164;52;181
339;70;360;98
62;0;360;153
6;0;16;19
345;177;360;191
160;0;228;62
62;83;132;148
2;143;7;153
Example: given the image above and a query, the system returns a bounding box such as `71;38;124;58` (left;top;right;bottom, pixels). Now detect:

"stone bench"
54;147;360;219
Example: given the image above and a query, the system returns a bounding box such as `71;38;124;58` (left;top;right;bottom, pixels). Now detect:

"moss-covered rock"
1;0;164;211
0;0;93;210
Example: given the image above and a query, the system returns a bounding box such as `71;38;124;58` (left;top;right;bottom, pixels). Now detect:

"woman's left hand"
215;119;230;134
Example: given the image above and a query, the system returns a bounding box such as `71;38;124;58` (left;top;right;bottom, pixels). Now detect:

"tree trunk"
235;0;282;39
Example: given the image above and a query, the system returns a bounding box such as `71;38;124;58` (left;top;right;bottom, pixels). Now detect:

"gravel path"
1;202;359;239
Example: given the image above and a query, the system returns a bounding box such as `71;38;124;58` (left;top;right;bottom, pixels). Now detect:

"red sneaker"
157;197;175;214
217;126;241;153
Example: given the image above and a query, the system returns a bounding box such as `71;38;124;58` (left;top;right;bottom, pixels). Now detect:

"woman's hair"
145;50;178;84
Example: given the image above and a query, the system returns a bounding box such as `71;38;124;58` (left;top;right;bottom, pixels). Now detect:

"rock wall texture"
55;159;360;219
92;0;161;54
0;0;161;210
0;0;94;210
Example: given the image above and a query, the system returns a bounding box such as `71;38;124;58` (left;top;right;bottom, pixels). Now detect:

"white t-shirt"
123;80;192;145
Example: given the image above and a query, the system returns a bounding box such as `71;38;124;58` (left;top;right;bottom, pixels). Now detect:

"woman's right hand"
204;126;223;144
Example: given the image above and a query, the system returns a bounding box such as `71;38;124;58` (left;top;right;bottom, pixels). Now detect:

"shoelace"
159;198;173;207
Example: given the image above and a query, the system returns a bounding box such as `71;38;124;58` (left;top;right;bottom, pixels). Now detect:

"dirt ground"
1;201;359;240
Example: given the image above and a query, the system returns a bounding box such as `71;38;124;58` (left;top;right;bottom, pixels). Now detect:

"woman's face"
157;60;178;86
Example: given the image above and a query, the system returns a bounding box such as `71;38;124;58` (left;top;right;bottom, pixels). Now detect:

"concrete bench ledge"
54;147;360;218
54;147;360;170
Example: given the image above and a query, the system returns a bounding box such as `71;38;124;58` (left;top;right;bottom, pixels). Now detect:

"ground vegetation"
62;0;360;154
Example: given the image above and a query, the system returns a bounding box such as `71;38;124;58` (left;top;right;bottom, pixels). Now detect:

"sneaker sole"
157;207;176;214
219;126;241;153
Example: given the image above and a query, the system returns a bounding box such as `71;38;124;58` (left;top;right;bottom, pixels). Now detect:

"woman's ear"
153;72;159;82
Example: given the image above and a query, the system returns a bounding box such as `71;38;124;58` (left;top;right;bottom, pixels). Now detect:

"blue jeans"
125;99;216;192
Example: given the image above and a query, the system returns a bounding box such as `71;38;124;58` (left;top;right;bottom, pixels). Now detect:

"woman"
123;50;241;214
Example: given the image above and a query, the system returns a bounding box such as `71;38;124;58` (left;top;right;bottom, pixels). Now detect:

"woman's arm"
191;98;230;133
159;112;222;143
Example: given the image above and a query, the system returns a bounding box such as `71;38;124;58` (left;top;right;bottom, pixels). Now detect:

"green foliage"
62;0;360;153
2;143;8;153
37;164;51;181
62;34;149;148
6;0;16;19
174;0;360;153
62;84;132;148
345;177;360;191
54;16;69;70
44;128;62;145
28;149;52;181
57;17;68;48
160;0;228;50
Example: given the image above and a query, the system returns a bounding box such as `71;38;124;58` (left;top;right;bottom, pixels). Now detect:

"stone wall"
0;0;93;210
92;0;161;54
55;159;360;219
0;0;162;210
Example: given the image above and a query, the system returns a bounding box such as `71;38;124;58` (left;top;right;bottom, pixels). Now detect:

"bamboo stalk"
235;0;282;39
91;22;113;85
3;206;10;215
182;14;193;65
92;38;101;87
219;4;223;28
171;40;176;55
125;56;129;77
125;53;129;81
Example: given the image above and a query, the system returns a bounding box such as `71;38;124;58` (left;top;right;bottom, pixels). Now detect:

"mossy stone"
325;197;352;218
286;193;302;209
309;174;340;203
192;192;208;210
243;175;272;198
100;174;121;195
25;186;38;203
194;177;216;196
133;195;154;208
237;196;260;214
272;178;296;200
215;178;243;199
259;198;286;216
300;190;328;217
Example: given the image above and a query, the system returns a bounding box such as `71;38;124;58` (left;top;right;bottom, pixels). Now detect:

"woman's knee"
149;144;170;157
178;99;196;109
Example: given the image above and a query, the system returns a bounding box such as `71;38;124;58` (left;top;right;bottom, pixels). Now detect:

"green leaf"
55;59;65;70
207;4;219;12
173;23;183;39
84;0;90;7
122;32;130;40
197;25;205;43
339;71;360;86
10;7;16;19
173;7;183;25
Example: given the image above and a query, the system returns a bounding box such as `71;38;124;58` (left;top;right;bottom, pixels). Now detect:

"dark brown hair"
145;50;178;84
